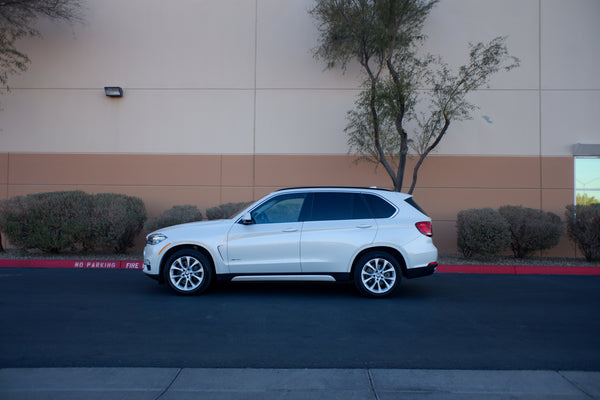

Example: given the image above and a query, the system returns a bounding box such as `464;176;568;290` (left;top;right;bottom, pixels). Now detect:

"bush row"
3;191;598;262
0;191;146;253
458;205;563;259
0;192;254;253
458;204;600;261
457;206;563;258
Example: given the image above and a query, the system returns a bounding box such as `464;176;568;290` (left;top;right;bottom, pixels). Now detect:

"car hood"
151;219;233;235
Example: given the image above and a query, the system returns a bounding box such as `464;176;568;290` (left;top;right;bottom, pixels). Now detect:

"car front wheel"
353;251;401;298
163;249;213;295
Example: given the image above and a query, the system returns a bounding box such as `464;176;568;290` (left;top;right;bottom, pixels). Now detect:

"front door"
226;193;307;274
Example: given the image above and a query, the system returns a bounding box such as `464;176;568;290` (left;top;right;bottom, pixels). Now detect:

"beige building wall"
1;0;599;255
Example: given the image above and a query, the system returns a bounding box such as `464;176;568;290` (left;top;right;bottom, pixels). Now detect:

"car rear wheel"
163;249;213;295
354;251;400;298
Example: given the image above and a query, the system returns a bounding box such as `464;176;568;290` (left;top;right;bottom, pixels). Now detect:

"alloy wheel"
169;255;205;292
360;257;397;295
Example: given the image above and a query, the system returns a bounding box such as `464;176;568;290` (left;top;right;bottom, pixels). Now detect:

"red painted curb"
1;260;599;275
0;259;143;270
437;265;516;274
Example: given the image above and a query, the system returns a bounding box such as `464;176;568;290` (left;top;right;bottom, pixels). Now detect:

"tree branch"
409;115;450;194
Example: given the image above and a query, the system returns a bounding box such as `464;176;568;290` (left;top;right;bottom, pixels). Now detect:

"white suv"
144;187;438;297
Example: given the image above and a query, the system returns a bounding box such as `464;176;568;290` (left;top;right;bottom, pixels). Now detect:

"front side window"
575;157;600;205
251;194;306;224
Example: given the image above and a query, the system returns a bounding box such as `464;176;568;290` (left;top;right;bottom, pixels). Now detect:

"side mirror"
241;212;253;225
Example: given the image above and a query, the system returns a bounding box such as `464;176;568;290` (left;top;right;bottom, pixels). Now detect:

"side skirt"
216;273;351;282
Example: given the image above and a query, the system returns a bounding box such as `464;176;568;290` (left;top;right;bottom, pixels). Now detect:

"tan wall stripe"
0;153;575;256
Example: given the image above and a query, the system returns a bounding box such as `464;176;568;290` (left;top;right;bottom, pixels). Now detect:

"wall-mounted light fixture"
104;86;123;97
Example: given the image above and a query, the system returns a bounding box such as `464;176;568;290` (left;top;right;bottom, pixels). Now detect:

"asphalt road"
1;267;599;370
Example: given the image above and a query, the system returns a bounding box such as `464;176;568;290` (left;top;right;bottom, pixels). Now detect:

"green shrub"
457;208;511;258
86;193;147;253
0;195;28;250
0;191;91;253
0;191;146;253
499;205;563;258
145;205;203;232
206;202;251;220
565;204;600;261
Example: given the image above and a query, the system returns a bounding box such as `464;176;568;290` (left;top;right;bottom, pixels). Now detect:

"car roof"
274;187;411;198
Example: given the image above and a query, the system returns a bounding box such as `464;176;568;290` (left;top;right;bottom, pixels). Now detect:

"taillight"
415;221;433;237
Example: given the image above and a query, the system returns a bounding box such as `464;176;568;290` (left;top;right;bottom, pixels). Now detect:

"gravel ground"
1;249;598;267
438;254;600;267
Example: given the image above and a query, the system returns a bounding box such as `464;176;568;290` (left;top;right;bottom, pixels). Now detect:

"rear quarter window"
363;194;396;218
404;197;427;215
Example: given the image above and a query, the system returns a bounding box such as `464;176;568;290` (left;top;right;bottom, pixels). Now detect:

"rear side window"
307;193;372;221
363;194;396;218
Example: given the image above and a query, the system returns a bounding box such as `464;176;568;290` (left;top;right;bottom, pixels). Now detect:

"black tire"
353;251;401;298
163;249;213;295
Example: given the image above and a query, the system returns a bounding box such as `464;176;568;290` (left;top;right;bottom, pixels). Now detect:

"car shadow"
148;277;440;300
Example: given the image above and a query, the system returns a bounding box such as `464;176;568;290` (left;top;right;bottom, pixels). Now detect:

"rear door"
300;192;377;273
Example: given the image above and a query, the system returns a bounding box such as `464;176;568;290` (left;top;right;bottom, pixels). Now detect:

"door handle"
357;224;372;229
283;228;298;232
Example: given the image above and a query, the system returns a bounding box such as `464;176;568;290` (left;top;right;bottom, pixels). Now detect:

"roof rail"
275;186;391;192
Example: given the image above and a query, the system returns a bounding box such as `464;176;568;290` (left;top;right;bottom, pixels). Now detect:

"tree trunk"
408;117;451;194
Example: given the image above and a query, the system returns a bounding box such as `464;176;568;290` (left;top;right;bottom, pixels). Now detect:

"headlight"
146;233;167;245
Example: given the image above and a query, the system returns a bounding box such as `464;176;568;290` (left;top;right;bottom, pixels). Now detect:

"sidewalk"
1;368;599;399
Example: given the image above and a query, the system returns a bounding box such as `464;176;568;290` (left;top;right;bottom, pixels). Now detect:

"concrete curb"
1;259;600;275
0;368;598;400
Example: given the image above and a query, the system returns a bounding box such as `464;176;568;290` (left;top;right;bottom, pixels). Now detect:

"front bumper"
143;244;163;277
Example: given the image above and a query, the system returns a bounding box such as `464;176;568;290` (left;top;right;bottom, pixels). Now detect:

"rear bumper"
406;262;437;279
